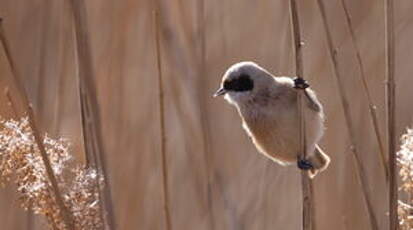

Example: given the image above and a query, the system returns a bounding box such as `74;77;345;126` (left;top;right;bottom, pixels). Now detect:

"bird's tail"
307;145;330;178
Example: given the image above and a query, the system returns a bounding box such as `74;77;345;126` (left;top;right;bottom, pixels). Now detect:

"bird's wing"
278;76;322;112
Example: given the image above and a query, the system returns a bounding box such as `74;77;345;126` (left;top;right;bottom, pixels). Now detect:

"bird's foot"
293;77;310;90
297;157;313;170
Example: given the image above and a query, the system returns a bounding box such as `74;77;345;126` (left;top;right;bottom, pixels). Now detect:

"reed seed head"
0;117;103;230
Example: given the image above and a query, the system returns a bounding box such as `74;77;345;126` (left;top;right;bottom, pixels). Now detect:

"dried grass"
397;128;413;229
0;18;75;229
0;1;410;230
0;118;103;229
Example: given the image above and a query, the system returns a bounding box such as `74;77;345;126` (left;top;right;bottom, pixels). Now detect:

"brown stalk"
52;54;66;136
385;0;398;228
196;0;216;229
154;2;215;227
154;10;172;230
67;0;116;229
339;0;388;181
35;1;52;123
315;1;379;229
0;18;75;229
52;13;70;136
78;83;106;229
288;1;315;230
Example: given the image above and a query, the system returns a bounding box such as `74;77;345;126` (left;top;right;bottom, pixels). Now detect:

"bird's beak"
213;87;226;97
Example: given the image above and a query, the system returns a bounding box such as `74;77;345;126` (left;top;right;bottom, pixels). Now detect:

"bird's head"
214;61;275;106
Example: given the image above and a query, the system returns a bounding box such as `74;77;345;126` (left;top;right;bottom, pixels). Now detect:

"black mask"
223;74;254;92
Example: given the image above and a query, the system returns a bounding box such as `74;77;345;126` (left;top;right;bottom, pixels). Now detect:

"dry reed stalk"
35;1;52;123
68;0;96;168
153;3;216;228
315;1;379;230
0;18;75;229
288;1;315;230
67;0;116;229
52;15;70;136
154;10;172;230
52;55;65;136
176;0;195;50
196;0;216;229
385;0;398;228
339;0;388;181
78;84;106;229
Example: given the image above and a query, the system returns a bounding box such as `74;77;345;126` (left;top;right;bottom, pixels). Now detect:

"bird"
213;61;330;178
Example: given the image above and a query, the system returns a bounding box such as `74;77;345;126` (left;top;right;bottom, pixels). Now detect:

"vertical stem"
339;0;388;181
197;0;216;229
154;10;172;230
67;0;116;229
0;18;74;229
385;0;398;229
52;58;65;135
78;82;107;228
35;0;52;123
52;17;70;136
288;1;314;230
289;0;303;78
315;1;379;230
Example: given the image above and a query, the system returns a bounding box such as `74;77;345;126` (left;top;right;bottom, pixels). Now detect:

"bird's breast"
241;111;299;163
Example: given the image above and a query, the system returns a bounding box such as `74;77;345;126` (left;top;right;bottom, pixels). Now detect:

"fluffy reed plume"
398;128;413;229
0;117;102;230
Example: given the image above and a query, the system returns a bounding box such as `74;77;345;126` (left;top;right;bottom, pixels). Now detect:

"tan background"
0;0;412;229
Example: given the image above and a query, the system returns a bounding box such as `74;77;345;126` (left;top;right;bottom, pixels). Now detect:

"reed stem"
288;1;315;230
196;0;216;229
339;0;388;181
67;0;117;228
154;10;172;230
384;0;398;228
315;1;379;229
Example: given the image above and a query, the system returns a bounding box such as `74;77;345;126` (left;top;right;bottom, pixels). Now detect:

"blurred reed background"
0;0;412;229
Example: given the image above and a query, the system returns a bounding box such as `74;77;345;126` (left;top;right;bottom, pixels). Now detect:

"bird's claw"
293;77;310;90
297;158;313;170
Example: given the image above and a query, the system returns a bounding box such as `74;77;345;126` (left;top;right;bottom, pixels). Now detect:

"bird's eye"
224;74;254;92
